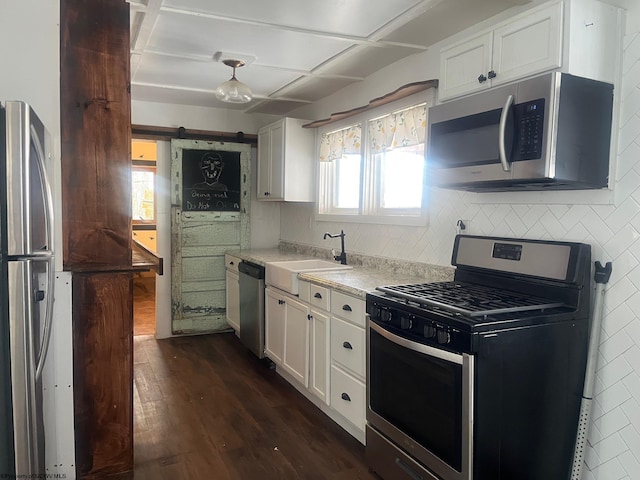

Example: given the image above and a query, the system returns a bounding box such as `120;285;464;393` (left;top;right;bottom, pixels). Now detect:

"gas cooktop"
376;282;565;318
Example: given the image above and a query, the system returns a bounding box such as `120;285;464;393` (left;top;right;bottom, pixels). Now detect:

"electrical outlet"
456;219;470;233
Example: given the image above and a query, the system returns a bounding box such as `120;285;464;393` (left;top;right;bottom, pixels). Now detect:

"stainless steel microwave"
426;72;614;191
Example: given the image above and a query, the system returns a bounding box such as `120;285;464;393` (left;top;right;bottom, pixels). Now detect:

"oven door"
367;319;474;480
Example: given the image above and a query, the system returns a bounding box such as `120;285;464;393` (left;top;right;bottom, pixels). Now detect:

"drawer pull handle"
342;341;353;350
342;304;352;312
314;292;323;299
341;393;351;402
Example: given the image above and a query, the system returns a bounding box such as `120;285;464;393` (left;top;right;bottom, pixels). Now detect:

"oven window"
369;329;463;471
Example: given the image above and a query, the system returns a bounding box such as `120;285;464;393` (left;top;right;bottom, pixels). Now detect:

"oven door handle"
369;320;464;365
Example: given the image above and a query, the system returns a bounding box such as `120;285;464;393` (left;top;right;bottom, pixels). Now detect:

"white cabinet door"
225;270;240;333
282;296;310;387
265;287;285;365
439;32;493;101
309;308;330;404
257;127;272;200
491;2;562;87
269;121;285;200
257;118;314;202
438;2;563;101
257;120;285;200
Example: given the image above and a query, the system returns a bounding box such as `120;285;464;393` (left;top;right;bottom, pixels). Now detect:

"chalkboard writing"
181;149;241;211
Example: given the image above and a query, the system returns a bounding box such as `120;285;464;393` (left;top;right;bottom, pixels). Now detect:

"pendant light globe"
216;59;253;104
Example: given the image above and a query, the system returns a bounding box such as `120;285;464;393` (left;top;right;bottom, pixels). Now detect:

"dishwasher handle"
238;261;265;279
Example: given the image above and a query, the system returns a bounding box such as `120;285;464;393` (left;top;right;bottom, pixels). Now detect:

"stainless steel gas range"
366;235;592;480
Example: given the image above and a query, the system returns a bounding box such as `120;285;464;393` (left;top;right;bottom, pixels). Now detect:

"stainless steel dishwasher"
238;261;265;358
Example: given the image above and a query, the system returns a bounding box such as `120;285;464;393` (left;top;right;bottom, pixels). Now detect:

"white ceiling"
129;0;539;116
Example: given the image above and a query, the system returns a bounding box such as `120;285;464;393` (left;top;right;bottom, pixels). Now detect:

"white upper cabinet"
438;0;621;101
491;2;563;87
439;32;494;99
257;117;315;202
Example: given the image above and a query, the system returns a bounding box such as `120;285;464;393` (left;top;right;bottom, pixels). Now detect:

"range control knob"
424;325;436;338
400;316;412;330
380;309;392;323
437;329;451;345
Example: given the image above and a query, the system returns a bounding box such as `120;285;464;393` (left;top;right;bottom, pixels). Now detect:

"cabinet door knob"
342;341;353;350
478;73;487;83
488;70;497;79
264;192;270;196
342;304;352;312
341;392;351;402
307;314;313;321
278;299;285;305
314;292;322;299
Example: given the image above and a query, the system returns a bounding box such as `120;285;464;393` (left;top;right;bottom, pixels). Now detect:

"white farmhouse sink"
266;259;352;294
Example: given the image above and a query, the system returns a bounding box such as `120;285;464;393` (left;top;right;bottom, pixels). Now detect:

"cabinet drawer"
298;280;310;302
331;291;365;327
330;365;365;431
225;254;242;273
309;284;330;311
331;316;365;379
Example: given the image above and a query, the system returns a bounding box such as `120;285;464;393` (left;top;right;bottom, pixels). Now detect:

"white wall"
0;0;62;269
131;99;279;133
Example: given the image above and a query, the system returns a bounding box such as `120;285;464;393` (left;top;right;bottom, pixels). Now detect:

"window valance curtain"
369;104;427;153
319;124;362;162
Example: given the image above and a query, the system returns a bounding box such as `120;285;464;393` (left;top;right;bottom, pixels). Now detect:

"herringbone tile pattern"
281;13;640;479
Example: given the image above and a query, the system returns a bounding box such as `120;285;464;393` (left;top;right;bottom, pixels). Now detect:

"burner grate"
376;282;564;317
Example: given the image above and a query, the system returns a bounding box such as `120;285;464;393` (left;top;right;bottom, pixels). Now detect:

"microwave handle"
499;94;514;172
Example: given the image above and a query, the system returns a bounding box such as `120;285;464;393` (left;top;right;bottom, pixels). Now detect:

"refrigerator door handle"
31;123;55;256
35;257;55;379
8;260;41;474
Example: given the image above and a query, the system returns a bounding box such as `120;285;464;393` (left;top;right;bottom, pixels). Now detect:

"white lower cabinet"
225;255;241;334
265;287;286;365
265;286;310;387
331;316;366;378
266;280;367;443
330;365;366;432
309;308;330;403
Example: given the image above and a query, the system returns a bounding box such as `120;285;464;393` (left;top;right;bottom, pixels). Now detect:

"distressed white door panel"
171;140;251;334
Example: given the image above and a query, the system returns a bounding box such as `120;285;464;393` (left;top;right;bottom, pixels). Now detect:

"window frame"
131;163;157;226
315;90;433;226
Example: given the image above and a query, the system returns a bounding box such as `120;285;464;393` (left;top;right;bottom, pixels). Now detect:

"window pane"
335;153;361;209
378;144;424;209
132;169;155;222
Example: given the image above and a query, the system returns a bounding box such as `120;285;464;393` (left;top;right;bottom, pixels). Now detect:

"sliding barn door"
170;140;251;334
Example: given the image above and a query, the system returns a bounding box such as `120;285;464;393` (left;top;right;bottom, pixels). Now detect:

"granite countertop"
225;249;318;266
297;267;451;299
226;248;454;299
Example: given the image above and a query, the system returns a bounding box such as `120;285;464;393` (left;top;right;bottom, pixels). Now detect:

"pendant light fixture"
215;59;253;104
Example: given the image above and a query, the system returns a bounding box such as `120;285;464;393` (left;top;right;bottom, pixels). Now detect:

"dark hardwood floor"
132;332;379;479
133;276;155;336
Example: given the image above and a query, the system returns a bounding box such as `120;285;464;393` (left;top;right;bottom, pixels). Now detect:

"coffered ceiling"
129;0;534;116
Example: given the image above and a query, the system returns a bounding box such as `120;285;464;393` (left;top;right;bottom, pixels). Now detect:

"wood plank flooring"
133;276;155;336
132;332;379;479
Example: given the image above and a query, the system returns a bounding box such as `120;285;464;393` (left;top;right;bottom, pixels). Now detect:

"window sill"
315;213;428;227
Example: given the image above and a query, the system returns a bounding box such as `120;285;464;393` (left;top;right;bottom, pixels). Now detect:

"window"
318;124;362;215
131;139;157;225
132;166;156;223
317;94;431;224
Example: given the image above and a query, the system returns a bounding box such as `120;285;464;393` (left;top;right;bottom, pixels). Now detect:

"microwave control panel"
513;98;545;161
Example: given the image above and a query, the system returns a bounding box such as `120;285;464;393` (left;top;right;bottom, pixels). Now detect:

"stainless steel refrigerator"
1;101;55;476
